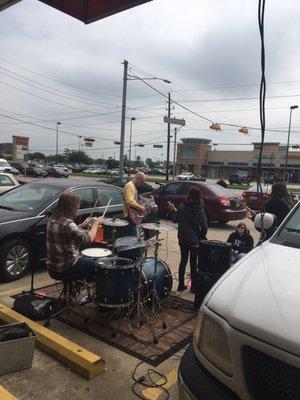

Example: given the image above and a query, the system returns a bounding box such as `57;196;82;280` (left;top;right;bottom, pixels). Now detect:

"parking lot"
0;173;263;400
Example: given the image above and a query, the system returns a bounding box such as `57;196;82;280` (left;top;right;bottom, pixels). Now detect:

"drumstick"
102;198;111;218
89;195;101;218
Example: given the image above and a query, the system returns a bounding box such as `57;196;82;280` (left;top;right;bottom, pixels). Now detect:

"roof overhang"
38;0;153;24
0;0;22;12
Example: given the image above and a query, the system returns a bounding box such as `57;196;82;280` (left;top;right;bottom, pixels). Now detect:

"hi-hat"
103;218;129;227
140;222;177;232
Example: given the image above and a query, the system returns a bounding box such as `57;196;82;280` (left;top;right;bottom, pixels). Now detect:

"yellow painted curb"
142;367;178;400
0;304;105;379
0;385;17;400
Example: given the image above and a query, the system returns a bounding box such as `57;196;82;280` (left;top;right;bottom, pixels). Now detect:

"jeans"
60;256;95;281
231;252;246;264
178;245;198;290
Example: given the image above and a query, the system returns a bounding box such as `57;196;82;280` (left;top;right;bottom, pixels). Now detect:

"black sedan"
24;166;47;178
0;179;127;282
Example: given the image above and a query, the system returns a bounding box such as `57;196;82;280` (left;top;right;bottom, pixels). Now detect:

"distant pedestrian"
227;222;254;263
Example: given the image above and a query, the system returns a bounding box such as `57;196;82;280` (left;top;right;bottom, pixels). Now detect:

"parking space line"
0;385;17;399
141;367;178;400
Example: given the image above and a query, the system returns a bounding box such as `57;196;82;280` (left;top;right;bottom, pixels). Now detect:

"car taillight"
242;191;247;198
219;197;231;206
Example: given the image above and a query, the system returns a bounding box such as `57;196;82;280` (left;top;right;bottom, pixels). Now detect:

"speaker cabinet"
198;240;231;274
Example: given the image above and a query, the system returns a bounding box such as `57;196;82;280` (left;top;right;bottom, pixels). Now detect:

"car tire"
0;239;31;282
218;220;229;225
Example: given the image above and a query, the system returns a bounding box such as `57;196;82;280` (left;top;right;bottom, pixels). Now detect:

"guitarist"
123;171;147;235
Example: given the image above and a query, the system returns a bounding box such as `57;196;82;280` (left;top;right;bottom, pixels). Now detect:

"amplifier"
194;271;222;309
198;240;231;274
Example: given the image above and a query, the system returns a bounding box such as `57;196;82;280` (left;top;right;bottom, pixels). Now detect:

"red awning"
38;0;153;24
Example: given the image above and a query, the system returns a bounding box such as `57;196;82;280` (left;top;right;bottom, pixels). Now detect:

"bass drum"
140;257;173;301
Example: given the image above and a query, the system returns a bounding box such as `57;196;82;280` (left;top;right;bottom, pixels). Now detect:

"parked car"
10;162;25;173
263;175;282;184
148;168;165;176
177;172;194;180
46;166;69;178
0;158;12;173
0;173;19;194
24;166;47;178
105;176;155;195
0;179;130;282
9;166;20;175
149;181;247;224
178;202;300;400
228;174;252;185
190;175;206;182
242;184;272;211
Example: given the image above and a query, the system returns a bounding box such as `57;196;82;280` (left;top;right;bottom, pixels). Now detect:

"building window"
228;162;248;166
208;161;224;165
180;147;196;158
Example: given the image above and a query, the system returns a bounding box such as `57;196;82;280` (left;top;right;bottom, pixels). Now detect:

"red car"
151;181;247;224
242;184;271;211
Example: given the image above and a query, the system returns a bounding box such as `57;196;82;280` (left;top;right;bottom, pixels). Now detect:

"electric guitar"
128;197;157;225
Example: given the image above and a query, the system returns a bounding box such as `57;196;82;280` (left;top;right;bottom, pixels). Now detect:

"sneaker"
177;285;187;292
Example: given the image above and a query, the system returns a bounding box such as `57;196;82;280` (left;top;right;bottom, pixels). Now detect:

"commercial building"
176;138;300;183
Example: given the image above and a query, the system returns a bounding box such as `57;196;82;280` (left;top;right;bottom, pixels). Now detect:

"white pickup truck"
178;202;300;400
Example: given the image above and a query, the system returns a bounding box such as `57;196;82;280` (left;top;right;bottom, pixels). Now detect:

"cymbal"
103;218;129;227
140;222;177;232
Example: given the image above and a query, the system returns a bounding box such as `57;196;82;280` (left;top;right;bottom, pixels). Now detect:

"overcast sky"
0;0;300;161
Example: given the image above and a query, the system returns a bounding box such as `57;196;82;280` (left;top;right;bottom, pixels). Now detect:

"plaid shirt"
46;217;91;273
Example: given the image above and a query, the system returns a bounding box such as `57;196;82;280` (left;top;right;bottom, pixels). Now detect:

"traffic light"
239;127;249;135
292;145;300;148
137;143;144;147
114;141;121;145
210;123;221;132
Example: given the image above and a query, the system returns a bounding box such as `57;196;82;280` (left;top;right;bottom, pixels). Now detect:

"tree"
68;150;92;164
29;152;46;161
106;158;119;169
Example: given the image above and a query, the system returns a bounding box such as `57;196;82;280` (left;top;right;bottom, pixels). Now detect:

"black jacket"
264;199;292;226
176;201;207;247
227;232;254;254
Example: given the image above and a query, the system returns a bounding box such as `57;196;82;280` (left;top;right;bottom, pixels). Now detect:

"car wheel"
0;239;31;282
218;220;229;225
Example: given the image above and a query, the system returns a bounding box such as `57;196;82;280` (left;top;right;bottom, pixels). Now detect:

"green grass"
227;184;250;190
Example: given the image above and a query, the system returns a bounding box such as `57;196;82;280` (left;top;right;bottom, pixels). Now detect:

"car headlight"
195;314;233;377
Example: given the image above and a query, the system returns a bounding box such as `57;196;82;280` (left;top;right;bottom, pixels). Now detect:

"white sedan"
177;172;194;180
0;173;20;194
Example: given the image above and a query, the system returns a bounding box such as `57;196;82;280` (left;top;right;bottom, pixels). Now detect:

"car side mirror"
254;213;276;231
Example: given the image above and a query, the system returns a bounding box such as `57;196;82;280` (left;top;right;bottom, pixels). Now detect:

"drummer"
123;171;147;235
46;191;104;281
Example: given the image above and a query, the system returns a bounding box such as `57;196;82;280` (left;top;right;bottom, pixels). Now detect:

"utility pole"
166;92;171;181
284;105;298;182
119;59;128;178
78;136;82;151
56;121;61;162
128;117;135;177
172;127;177;180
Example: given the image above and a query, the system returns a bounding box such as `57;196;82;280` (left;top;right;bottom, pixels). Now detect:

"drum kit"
81;217;177;343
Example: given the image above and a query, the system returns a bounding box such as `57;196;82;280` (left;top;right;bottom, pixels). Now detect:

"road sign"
153;145;163;148
163;116;186;126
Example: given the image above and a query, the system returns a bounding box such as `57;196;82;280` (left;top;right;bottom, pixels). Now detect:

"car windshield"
0;183;62;212
0;161;10;168
273;205;300;247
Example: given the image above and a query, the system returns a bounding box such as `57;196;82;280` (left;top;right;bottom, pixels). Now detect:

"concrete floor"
0;210;260;400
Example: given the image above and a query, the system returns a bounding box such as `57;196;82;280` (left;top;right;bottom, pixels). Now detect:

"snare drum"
81;247;112;259
95;257;135;307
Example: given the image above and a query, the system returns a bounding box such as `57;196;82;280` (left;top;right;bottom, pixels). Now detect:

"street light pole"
172;127;177;180
166;92;171;181
56;121;61;162
119;59;128;178
128;117;135;177
284;105;298;182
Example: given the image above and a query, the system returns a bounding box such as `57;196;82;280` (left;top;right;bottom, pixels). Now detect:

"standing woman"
169;187;207;292
46;191;104;280
264;182;294;226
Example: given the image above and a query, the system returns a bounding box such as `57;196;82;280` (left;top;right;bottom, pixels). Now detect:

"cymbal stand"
150;231;167;329
126;246;159;344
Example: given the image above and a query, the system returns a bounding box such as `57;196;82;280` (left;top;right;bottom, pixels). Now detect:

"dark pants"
59;256;95;281
178;245;198;290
